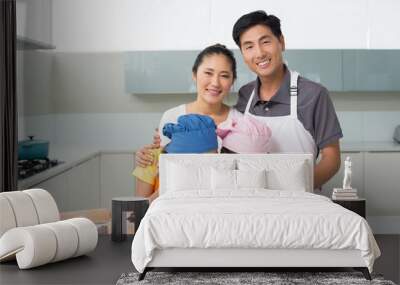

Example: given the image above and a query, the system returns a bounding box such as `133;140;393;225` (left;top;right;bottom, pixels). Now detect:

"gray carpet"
116;271;396;285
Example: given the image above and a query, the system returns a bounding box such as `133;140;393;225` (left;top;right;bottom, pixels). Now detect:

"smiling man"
232;11;343;189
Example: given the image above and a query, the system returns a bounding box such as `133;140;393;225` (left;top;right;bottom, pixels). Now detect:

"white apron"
244;70;317;158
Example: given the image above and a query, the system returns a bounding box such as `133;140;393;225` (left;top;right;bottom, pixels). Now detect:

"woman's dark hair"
192;43;237;81
232;10;282;47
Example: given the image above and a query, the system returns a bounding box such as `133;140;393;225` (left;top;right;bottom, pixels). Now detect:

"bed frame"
140;248;371;280
138;154;371;281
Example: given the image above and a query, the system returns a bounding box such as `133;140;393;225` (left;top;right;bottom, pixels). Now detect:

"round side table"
111;196;149;242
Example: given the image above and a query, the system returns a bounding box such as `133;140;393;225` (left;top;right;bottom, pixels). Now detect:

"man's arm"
135;129;161;167
314;141;341;189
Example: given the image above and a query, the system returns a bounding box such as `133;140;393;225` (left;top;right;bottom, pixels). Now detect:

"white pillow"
165;158;236;192
166;162;211;191
236;169;267;189
211;168;236;190
211;168;267;191
165;157;235;170
237;158;309;191
267;162;308;191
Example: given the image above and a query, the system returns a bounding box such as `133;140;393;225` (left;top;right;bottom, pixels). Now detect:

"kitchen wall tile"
362;111;400;142
336;111;364;142
23;114;56;144
53;112;162;152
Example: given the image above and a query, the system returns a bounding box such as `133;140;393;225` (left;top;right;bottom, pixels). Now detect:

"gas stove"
18;158;62;180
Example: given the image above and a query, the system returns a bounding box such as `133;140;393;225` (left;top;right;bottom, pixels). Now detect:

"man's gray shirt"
234;68;343;153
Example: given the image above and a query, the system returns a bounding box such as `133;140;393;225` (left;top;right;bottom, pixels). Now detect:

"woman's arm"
135;178;154;198
148;189;159;204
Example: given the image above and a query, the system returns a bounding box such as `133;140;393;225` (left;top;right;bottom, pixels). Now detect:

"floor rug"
116;271;396;285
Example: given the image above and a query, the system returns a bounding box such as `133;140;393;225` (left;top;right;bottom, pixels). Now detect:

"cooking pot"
18;136;49;160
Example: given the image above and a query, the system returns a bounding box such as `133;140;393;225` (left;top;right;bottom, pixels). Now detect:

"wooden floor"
0;235;398;285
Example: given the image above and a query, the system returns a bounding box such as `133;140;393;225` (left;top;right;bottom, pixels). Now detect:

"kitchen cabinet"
32;155;100;212
16;0;53;49
284;50;343;91
124;51;196;94
321;152;364;197
125;50;400;94
235;50;343;92
28;153;135;212
124;50;343;94
100;153;135;210
66;156;100;211
364;152;400;216
343;50;400;91
35;171;69;212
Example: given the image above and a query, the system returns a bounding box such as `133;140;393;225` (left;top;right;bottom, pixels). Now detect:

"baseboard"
367;216;400;234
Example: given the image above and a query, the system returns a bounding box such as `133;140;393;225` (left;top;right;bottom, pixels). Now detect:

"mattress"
131;190;380;273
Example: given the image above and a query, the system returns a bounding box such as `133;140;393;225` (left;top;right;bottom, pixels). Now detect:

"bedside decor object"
112;197;149;242
343;156;352;190
332;198;366;218
332;157;359;200
0;189;98;269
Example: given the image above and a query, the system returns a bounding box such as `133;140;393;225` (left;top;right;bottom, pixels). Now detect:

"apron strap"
245;69;300;118
244;89;255;115
289;70;299;119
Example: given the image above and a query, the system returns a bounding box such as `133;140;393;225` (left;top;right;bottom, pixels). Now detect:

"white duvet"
131;190;380;273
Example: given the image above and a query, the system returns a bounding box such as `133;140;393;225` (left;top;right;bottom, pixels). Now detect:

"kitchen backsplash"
19;111;400;154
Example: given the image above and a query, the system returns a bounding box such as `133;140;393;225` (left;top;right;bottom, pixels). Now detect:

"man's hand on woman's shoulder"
135;145;156;167
135;128;161;168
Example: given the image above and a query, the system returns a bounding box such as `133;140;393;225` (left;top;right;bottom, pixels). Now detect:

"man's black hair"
232;10;282;47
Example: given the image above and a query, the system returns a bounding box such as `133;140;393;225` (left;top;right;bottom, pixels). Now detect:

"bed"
131;154;380;280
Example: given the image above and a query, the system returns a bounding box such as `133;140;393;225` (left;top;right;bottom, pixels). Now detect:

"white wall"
52;0;125;52
368;0;400;48
51;0;400;52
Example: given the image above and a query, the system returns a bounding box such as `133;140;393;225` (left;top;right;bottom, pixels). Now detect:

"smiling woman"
159;43;238;146
132;43;243;202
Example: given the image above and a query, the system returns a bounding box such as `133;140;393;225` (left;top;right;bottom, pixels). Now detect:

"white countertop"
18;147;136;190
